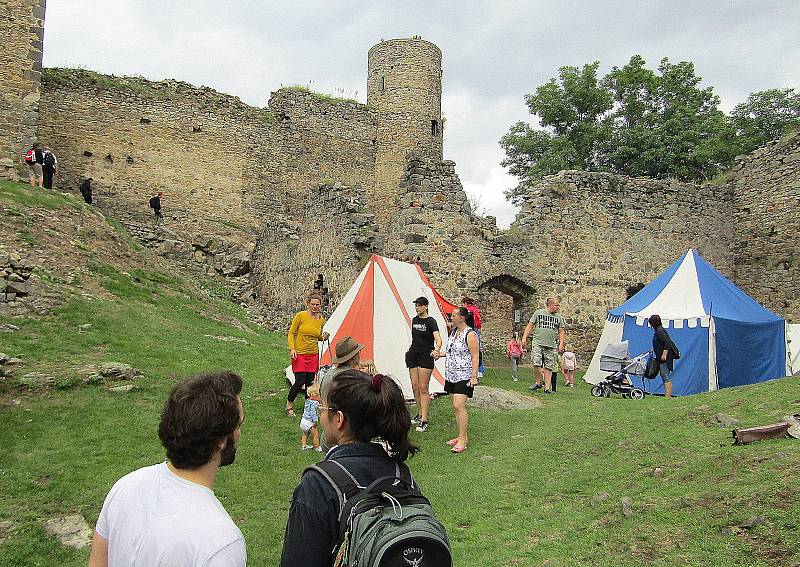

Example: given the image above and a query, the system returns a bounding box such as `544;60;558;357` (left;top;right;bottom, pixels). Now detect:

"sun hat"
332;336;365;364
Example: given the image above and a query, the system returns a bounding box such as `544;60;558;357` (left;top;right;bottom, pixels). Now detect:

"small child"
357;359;378;375
300;383;323;452
506;332;523;381
561;345;578;387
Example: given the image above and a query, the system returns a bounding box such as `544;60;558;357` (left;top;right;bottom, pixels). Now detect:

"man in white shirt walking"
88;371;247;567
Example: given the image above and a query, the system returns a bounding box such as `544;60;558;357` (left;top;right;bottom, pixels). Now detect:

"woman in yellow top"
286;292;329;417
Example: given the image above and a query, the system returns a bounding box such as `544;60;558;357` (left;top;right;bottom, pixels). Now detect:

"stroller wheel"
590;385;604;398
630;388;645;400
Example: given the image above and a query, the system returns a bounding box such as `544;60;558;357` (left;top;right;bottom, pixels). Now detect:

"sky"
42;1;800;227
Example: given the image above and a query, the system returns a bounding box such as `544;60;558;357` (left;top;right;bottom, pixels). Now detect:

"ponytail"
327;369;419;461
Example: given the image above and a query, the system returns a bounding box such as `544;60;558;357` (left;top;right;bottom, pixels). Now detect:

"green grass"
279;84;359;104
0;181;83;210
1;260;798;565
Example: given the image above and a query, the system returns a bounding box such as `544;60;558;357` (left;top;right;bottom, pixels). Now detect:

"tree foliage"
502;57;800;205
729;88;800;155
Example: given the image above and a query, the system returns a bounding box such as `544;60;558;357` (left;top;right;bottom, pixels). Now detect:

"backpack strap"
303;460;364;518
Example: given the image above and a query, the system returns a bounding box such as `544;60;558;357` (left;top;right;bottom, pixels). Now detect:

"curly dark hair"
158;370;243;469
327;369;419;461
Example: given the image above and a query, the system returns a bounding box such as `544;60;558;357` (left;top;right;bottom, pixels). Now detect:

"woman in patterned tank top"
435;306;480;453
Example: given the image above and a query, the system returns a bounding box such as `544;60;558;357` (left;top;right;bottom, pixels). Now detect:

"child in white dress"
561;345;578;387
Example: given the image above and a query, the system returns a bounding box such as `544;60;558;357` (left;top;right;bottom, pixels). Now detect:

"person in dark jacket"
79;178;93;204
649;314;676;398
280;369;423;566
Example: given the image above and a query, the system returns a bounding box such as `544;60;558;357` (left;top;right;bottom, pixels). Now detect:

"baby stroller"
591;341;648;400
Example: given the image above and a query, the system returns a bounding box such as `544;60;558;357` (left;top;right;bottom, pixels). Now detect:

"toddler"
561;345;578;387
300;383;323;452
506;332;523;381
357;359;378;375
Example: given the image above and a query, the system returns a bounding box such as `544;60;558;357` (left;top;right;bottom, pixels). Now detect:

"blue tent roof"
609;249;782;323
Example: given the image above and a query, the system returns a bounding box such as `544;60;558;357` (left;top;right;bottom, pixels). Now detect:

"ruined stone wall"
250;182;383;330
0;0;46;179
730;131;800;321
37;69;275;247
266;89;378;217
511;171;736;358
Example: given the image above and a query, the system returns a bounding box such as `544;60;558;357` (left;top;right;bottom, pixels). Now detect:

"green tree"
502;55;742;200
729;88;800;154
501;62;612;204
601;56;733;180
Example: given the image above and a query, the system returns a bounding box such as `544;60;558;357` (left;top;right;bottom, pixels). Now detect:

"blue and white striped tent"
585;249;794;396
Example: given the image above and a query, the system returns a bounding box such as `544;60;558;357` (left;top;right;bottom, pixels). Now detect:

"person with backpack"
42;147;58;189
149;192;164;225
280;369;451;567
23;142;44;189
438;306;480;454
648;314;679;398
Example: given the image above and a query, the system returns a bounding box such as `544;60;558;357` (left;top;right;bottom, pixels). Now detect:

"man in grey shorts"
521;297;565;394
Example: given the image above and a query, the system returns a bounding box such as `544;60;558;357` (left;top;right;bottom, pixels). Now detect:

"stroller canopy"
585;249;790;395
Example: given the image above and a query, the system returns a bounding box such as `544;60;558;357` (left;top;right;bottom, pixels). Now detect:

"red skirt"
291;353;319;374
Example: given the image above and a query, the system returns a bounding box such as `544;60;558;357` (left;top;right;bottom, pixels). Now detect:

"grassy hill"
1;180;798;566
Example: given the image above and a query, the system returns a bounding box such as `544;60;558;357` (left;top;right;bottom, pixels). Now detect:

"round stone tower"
367;37;443;223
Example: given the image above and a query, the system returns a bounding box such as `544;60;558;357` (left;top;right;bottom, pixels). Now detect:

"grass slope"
1;182;799;566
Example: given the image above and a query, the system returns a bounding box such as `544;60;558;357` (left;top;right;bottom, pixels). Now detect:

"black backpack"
304;459;452;567
43;151;56;167
149;196;160;209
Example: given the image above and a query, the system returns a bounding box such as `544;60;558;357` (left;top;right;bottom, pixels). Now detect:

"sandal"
451;444;467;453
285;407;296;417
446;438;460;446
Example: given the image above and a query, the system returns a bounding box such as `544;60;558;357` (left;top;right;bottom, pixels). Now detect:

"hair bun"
371;374;382;393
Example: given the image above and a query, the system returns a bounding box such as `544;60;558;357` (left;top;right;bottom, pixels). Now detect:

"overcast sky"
42;1;800;227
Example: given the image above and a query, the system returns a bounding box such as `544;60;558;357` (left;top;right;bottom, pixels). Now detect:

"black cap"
413;296;429;306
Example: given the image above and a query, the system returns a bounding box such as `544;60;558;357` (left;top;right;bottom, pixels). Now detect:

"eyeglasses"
315;405;336;417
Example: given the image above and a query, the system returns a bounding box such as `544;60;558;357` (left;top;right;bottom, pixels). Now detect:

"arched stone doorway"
475;274;535;353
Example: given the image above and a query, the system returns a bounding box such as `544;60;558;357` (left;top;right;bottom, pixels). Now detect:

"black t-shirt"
410;315;438;351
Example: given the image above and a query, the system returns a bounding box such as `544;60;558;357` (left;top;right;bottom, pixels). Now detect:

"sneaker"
314;447;323;452
529;383;542;391
411;414;420;425
415;420;428;433
477;372;484;379
569;383;575;388
301;445;313;451
513;377;519;382
543;389;554;394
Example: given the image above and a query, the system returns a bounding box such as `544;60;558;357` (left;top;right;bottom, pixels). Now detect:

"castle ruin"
2;0;797;358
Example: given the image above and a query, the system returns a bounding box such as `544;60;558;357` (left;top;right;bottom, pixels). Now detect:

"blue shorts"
659;362;671;383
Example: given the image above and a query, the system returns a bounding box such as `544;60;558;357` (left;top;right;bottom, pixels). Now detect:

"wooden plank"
732;422;791;445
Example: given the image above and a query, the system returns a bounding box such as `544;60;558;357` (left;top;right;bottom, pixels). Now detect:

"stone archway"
475;274;535;352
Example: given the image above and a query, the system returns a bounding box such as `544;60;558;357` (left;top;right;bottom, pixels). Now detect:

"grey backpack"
304;459;452;567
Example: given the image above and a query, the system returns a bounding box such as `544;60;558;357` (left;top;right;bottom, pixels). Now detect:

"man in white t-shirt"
88;371;247;567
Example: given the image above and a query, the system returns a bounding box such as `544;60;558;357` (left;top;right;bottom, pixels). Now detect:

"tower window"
431;120;439;136
379;76;385;91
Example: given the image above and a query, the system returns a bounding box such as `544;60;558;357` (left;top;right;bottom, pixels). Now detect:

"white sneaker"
314;447;323;452
301;445;313;451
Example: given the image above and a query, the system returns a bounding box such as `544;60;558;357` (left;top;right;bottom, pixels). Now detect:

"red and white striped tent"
287;255;456;399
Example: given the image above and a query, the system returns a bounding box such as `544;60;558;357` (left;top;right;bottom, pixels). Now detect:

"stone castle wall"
0;0;46;179
266;89;378;218
509;171;736;357
37;69;275;246
730;131;800;321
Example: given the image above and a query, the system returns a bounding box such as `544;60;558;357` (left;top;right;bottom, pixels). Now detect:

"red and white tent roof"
289;255;456;398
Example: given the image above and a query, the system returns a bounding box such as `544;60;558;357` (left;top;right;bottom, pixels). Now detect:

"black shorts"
444;380;474;398
405;349;434;369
